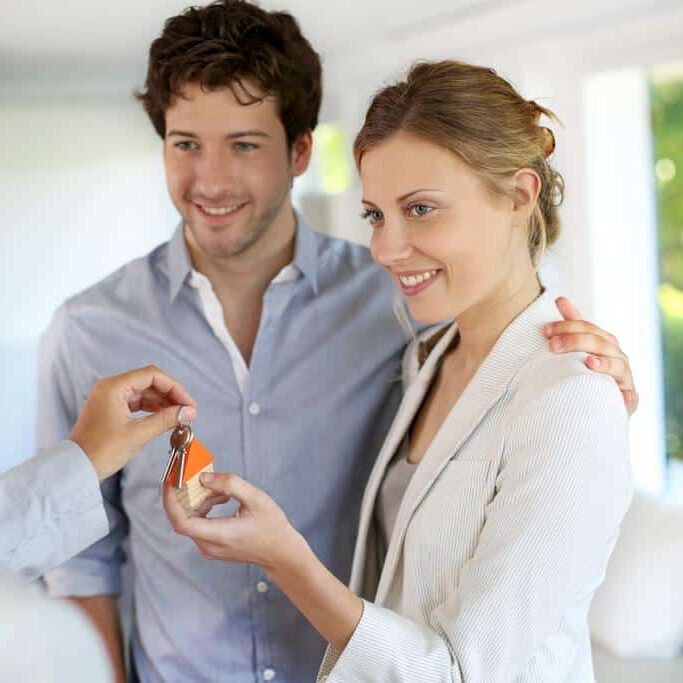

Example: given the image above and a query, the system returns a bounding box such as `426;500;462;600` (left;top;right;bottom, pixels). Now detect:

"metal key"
160;424;194;489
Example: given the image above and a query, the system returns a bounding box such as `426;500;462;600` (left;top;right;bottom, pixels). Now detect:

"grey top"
377;439;417;545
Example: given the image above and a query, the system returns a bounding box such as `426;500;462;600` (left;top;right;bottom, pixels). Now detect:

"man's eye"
174;141;198;151
234;142;258;152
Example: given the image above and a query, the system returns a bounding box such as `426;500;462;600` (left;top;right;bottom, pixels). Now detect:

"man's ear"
290;130;313;178
512;168;542;226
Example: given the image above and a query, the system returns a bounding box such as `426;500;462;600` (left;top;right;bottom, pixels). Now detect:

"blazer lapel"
374;290;559;604
348;324;458;594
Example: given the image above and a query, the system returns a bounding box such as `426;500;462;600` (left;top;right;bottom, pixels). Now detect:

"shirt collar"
167;221;192;302
166;210;319;302
291;211;319;295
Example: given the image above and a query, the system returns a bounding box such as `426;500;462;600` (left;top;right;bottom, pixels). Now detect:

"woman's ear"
512;168;542;226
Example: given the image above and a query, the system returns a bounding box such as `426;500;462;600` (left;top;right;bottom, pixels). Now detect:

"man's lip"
192;201;249;218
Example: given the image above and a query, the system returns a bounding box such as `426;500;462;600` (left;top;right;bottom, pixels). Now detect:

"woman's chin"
406;302;453;326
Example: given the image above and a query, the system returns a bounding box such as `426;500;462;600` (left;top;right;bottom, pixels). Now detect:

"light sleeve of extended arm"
0;441;108;582
37;305;128;598
319;374;633;682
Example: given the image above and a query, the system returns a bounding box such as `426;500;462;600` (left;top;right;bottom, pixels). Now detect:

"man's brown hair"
136;0;323;146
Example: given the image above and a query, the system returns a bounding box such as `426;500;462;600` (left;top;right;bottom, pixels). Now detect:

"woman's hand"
544;297;639;415
163;472;308;573
164;471;365;652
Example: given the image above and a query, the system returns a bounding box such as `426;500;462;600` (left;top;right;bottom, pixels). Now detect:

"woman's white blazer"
318;290;632;682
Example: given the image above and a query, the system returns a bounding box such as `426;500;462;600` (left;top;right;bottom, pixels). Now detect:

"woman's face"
360;131;531;325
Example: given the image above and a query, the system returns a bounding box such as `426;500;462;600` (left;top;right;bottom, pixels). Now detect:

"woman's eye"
408;203;433;217
360;209;383;226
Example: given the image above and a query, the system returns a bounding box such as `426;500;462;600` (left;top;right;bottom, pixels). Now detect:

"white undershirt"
378;440;417;544
188;264;299;394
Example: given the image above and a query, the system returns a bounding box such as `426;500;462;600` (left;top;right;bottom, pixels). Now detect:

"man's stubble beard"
186;174;293;261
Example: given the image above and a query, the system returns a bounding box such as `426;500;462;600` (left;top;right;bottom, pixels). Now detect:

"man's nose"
193;148;236;198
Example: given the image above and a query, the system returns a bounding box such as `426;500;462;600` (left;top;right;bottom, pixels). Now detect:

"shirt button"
263;668;276;681
248;402;261;416
256;580;269;594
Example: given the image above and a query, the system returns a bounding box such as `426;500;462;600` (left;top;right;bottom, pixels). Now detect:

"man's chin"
188;227;262;260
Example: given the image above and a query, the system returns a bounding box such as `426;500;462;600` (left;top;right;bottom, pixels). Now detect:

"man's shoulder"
310;230;387;285
60;240;170;315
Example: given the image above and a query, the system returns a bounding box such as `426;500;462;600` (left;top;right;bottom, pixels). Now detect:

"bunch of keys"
161;423;215;509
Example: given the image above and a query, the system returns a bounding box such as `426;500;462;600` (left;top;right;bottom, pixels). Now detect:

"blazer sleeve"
0;441;108;582
318;373;633;682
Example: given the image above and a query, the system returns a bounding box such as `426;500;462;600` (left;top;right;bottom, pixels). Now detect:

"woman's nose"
371;221;414;268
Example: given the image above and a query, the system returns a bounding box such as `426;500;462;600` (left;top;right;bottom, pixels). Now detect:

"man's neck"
185;207;297;303
183;205;298;366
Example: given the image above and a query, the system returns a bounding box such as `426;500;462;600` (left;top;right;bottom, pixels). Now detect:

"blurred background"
1;0;683;678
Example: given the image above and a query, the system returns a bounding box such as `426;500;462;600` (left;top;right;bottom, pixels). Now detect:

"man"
38;2;637;682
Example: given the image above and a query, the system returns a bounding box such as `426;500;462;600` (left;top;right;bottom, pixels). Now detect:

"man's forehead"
169;80;274;112
164;81;281;133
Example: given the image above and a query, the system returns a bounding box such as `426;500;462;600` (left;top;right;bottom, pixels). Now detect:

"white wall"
0;97;178;468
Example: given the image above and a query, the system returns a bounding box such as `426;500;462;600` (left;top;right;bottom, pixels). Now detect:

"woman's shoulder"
508;349;627;428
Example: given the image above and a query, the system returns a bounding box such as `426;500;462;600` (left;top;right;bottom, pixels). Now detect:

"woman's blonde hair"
354;60;564;265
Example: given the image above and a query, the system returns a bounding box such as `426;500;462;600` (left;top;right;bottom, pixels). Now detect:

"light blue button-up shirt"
37;215;407;682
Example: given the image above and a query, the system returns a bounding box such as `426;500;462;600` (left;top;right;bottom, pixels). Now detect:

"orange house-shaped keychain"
163;426;215;509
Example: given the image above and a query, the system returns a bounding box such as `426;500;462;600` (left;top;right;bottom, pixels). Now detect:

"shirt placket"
244;278;298;683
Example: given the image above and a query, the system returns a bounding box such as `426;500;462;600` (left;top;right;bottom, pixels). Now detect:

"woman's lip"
396;270;442;297
394;268;440;277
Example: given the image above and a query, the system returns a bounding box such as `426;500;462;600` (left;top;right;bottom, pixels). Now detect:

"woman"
165;60;632;681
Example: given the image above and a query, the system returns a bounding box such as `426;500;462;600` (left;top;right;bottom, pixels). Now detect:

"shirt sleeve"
37;305;128;598
0;441;108;582
319;373;633;682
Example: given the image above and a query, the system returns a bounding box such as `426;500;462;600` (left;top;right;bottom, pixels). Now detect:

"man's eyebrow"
166;129;271;139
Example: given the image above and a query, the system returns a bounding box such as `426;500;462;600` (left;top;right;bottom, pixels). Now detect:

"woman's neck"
449;273;542;372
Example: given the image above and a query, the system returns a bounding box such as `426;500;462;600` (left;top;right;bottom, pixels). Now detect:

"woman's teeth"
398;270;438;287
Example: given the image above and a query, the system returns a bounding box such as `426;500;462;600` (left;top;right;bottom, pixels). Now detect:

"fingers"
622;389;640;416
118;365;197;410
199;472;261;507
585;355;638;415
555;296;582;321
543;320;618;347
584;354;633;389
134;404;197;443
546;331;625;360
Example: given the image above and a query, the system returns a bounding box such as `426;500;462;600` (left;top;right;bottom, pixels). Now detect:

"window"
650;63;683;496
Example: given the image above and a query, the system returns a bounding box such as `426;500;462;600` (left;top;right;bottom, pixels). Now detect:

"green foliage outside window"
313;123;352;195
651;66;683;461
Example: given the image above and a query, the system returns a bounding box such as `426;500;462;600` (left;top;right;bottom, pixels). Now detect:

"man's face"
163;81;309;260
